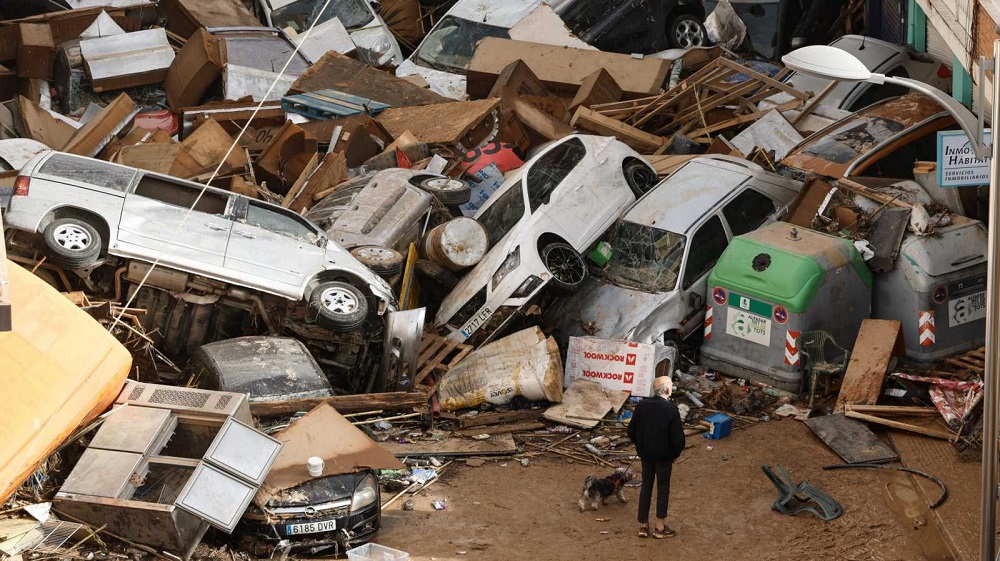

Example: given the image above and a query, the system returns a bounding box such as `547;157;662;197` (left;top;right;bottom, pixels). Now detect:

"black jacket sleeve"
627;404;640;444
666;405;686;461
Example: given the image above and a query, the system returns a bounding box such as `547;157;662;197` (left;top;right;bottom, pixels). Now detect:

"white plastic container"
346;543;409;561
307;457;324;477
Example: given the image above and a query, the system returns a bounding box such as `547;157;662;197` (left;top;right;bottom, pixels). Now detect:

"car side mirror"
316;235;327;248
370;0;382;13
688;292;704;310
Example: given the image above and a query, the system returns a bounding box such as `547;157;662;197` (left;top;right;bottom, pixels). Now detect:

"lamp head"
782;45;873;81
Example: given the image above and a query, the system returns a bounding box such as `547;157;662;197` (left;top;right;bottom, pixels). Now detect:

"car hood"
266;472;364;508
396;59;467;100
548;279;678;345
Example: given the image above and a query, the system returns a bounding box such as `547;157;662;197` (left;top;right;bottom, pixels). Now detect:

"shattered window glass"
414;16;510;74
271;0;374;32
526;138;586;212
682;216;728;290
245;202;319;242
559;0;629;36
38;155;135;192
801;116;906;164
603;220;686;293
476;181;525;248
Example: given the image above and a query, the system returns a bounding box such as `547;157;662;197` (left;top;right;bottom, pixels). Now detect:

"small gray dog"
578;468;634;512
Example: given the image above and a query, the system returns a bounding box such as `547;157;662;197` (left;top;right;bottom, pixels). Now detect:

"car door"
677;215;730;336
225;199;326;294
117;173;234;268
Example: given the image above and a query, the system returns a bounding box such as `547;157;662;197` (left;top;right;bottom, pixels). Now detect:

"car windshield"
271;0;374;32
477;181;525;247
603;220;686;293
414;16;510;73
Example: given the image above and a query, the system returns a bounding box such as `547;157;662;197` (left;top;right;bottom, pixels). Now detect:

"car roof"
624;157;757;234
447;0;548;28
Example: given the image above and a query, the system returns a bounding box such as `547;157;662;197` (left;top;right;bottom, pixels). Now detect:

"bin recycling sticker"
725;291;773;346
937;129;991;187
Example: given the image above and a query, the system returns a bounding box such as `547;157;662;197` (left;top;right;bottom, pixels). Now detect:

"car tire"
351;245;404;278
624;160;659;195
310;281;369;332
667;13;707;49
43;218;101;269
419;177;472;206
541;241;587;295
415;259;459;291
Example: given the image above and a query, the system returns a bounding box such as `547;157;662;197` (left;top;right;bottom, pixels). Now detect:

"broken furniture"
835;319;904;413
54;381;282;560
761;464;843;521
799;331;850;408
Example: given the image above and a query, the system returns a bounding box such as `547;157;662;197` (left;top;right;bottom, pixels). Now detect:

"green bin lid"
708;222;872;313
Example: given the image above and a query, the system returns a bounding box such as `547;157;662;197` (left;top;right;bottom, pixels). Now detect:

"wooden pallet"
933;347;985;378
414;333;473;386
281;89;390;120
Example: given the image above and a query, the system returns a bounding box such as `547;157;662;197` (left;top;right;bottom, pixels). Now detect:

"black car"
558;0;708;54
242;471;381;555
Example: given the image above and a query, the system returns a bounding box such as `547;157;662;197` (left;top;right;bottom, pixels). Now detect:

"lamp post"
783;43;996;561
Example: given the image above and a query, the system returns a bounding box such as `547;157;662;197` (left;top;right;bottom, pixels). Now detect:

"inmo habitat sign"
937;129;992;187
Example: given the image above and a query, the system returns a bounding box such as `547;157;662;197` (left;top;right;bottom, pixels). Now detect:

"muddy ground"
374;419;951;561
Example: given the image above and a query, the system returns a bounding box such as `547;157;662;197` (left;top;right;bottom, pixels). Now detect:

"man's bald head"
653;376;673;398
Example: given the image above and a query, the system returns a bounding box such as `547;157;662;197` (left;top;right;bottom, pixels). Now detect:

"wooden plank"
848;405;939;415
457;409;544;429
249;391;428;418
686;98;804;139
455;421;545;437
716;57;811;100
835;319;904;413
0;214;9;331
571;106;666;152
844;409;957;441
380;433;518;458
803;413;899;464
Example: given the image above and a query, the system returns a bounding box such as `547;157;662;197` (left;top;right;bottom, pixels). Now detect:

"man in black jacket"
627;376;685;538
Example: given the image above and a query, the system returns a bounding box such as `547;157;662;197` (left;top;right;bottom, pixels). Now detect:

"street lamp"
784;43;1000;561
782;45;990;159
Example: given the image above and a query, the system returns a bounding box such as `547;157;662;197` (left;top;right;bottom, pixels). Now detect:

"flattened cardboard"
16;95;74;149
165;28;224;112
17;24;55;80
62;93;138;157
117;142;182;174
254;403;402;506
181;117;247;171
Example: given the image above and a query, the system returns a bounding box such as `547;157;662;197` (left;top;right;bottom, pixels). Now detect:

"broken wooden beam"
844;408;956;442
249;391;428;417
835;319;904;413
455;421;545;437
457;409;544;429
571;106;666;153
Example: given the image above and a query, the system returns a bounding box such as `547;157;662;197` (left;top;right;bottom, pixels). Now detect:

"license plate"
725;309;772;346
949;290;987;327
285;519;336;535
459;306;493;339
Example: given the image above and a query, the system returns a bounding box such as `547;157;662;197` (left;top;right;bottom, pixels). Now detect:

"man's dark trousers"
637;458;673;523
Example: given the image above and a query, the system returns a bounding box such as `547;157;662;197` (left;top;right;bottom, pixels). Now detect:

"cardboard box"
63;93;137;157
81;28;175;92
17;24;55;79
165;28;225;112
467;37;671;99
158;0;262;40
564;337;673;397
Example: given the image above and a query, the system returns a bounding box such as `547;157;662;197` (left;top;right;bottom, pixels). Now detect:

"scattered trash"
431;500;448;510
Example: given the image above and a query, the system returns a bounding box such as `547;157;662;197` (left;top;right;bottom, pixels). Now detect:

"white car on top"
435;134;658;344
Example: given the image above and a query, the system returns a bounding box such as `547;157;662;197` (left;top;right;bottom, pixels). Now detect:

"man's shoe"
652;525;676;539
638;524;649;538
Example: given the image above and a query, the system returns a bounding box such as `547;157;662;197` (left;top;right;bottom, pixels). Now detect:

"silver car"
546;156;802;351
3;151;395;333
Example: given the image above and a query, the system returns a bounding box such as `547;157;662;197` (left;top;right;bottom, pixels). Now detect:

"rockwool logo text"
583;352;625;362
582;370;622;380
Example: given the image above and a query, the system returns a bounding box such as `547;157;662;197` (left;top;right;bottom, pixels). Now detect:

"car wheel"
419;177;472;206
668;14;707;49
310;281;369;332
415;259;459;291
351;245;404;278
541;242;587;295
43;218;101;269
624;160;659;195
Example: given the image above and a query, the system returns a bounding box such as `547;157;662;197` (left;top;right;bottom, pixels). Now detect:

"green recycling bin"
699;222;872;392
